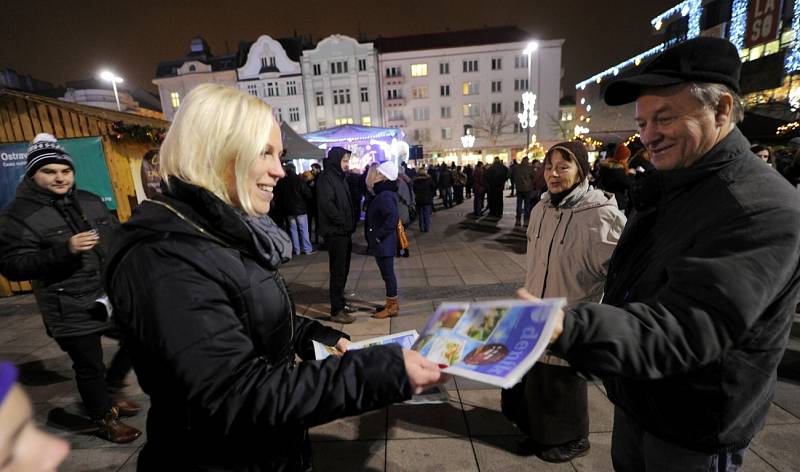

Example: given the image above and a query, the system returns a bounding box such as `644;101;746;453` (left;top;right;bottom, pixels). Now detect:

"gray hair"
689;82;744;124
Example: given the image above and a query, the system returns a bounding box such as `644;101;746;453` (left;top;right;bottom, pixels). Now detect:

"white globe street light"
520;41;540;158
99;70;124;112
461;133;475;148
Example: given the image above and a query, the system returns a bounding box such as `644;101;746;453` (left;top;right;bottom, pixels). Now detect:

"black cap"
603;37;741;106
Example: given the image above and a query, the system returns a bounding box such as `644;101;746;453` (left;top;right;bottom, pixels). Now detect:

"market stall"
0;87;168;296
302;124;408;170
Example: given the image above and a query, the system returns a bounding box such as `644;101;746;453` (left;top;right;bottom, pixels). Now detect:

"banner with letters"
0;137;117;210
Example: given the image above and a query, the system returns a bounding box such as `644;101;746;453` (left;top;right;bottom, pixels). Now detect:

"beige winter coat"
525;180;626;365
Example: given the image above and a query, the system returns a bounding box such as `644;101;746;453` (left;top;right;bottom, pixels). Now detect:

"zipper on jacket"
540;212;564;296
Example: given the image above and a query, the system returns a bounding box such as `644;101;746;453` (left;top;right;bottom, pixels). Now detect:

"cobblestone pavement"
1;195;798;471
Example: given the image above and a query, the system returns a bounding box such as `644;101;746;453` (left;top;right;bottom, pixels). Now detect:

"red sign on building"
745;0;782;48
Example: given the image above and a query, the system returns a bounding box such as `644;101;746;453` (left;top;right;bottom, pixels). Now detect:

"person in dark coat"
412;167;436;232
317;147;359;323
279;163;314;255
464;164;473;199
597;143;634;212
365;161;401;319
104;84;447;472
471;161;486;216
484;157;508;218
511;156;535;225
531;37;800;471
0;134;141;444
438;164;453;208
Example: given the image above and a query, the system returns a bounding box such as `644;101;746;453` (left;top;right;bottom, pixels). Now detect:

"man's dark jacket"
412;176;436;206
316;160;355;237
277;169;311;216
0;179;115;337
552;128;800;453
105;179;411;471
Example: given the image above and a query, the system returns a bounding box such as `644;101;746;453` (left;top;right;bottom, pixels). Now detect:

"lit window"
462;82;479;95
411;64;428;77
170;92;180;108
781;30;795;48
319;120;327;129
334;118;354;125
412;86;429;99
463;104;478;117
362;116;372;126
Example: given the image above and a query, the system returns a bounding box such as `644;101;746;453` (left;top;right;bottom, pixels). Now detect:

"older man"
535;37;800;471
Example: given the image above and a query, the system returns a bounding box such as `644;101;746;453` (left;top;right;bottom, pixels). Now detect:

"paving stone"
750;424;800;471
773;379;800;420
312;440;385;471
459;389;522;436
387;400;467;439
386;437;478;472
57;446;139;472
310;408;386;441
340;317;390;337
572;432;613;471
472;435;574;471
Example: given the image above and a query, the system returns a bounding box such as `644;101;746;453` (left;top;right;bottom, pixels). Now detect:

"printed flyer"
412;298;565;388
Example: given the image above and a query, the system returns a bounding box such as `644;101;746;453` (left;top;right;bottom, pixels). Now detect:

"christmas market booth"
302;124;409;170
0;88;169;296
280;122;325;170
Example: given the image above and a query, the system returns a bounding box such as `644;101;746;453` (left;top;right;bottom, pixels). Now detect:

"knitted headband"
0;362;17;406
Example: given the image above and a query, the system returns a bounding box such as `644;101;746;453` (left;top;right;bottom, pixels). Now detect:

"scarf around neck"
240;213;293;270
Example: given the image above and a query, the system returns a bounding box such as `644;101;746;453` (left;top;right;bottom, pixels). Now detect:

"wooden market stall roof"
0;87;168;143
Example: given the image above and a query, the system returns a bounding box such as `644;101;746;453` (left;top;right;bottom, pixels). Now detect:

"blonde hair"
365;162;382;192
158;83;275;216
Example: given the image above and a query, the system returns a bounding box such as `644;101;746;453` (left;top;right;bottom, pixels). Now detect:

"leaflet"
412;298;565;389
313;330;449;404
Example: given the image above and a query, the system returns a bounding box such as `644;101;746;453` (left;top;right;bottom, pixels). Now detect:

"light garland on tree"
785;0;800;73
776;121;800;135
729;0;750;51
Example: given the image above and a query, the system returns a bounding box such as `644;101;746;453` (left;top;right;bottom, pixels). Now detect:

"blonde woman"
105;84;446;471
364;161;401;318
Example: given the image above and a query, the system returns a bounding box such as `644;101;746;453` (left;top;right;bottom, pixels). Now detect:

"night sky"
1;0;677;97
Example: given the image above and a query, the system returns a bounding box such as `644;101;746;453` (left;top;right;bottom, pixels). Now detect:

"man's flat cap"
603;37;741;106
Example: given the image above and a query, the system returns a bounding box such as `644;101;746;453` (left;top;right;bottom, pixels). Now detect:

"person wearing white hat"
365;161;401;318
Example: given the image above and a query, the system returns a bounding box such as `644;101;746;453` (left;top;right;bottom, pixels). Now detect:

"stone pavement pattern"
1;195;799;471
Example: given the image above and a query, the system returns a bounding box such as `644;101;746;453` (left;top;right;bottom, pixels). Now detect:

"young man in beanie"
524;37;800;470
316;147;359;323
0;134;142;443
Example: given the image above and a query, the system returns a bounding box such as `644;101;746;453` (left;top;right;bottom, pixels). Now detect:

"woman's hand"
333;338;351;355
402;349;449;394
517;288;564;344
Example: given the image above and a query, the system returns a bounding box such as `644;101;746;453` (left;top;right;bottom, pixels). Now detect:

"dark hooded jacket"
552;128;800;453
104;178;411;471
0;178;116;337
316;149;355;237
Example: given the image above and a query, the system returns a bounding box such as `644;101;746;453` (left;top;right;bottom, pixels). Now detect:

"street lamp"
99;70;124;112
518;41;539;158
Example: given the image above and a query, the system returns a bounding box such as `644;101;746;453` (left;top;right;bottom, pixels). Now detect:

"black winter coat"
316;166;355;237
0;179;115;337
552;129;800;453
105;180;411;471
412;176;436;206
278;170;312;216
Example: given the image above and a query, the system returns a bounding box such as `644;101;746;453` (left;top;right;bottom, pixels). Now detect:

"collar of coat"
631;127;749;211
540;179;616;212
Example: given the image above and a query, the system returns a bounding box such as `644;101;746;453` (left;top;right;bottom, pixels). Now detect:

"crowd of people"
1;36;799;472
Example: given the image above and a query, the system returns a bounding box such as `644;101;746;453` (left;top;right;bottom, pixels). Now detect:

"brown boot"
373;296;399;319
95;406;142;444
113;399;142;417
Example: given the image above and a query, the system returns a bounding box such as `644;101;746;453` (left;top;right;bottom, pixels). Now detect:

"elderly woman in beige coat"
503;141;626;463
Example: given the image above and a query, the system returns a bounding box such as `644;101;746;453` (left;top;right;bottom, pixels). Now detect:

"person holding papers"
104;84;447;472
503;140;626;462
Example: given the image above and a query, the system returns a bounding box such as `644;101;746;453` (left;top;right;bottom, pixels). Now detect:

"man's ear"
715;94;734;127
